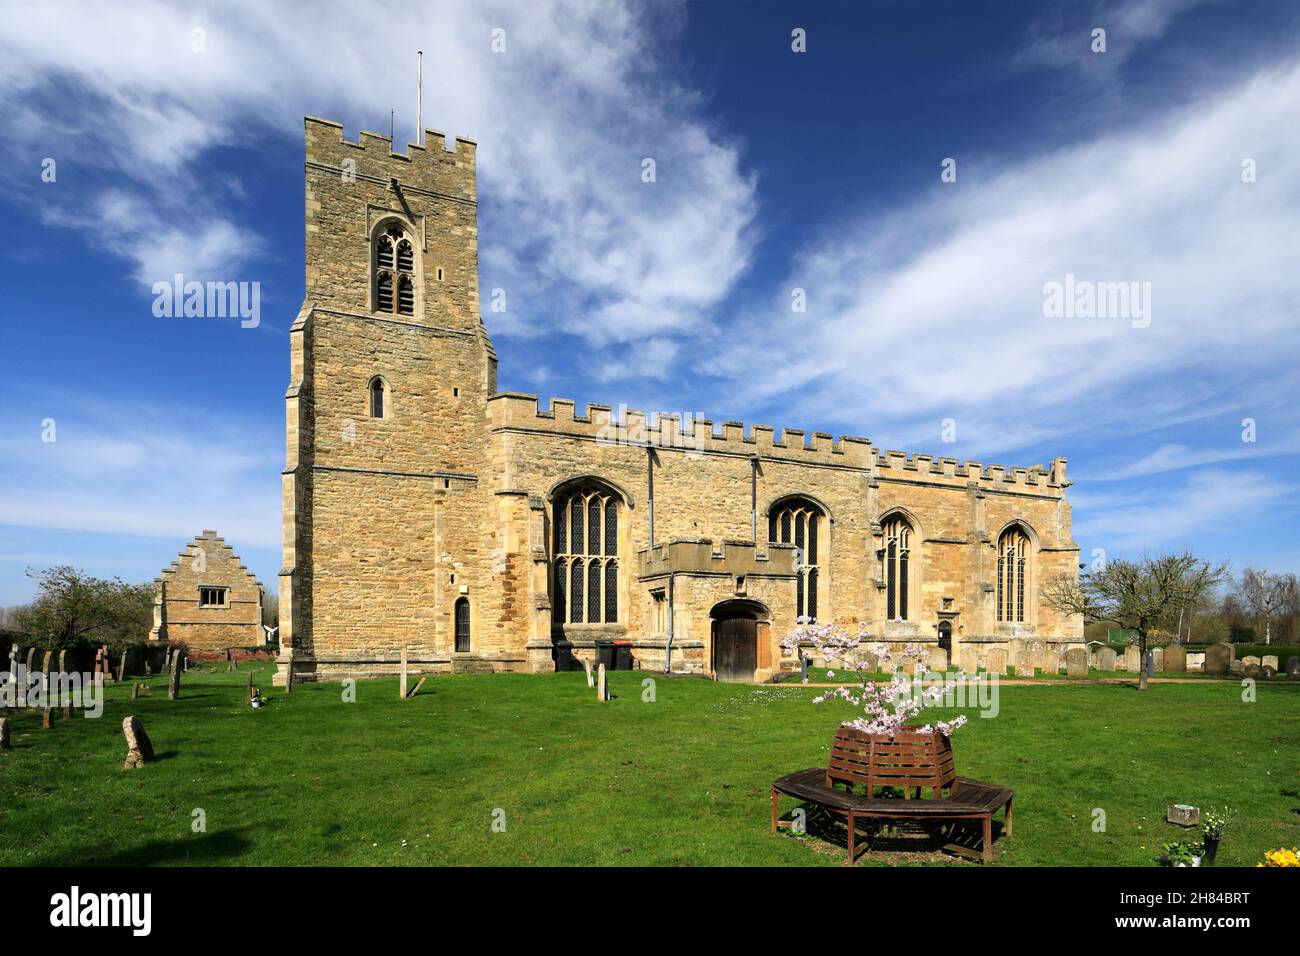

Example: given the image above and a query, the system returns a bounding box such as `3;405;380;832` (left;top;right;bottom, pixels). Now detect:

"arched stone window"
553;485;620;624
368;376;387;419
454;597;470;652
373;223;417;316
997;525;1032;623
882;514;914;621
768;496;825;621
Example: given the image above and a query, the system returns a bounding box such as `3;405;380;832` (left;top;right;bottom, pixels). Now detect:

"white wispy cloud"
710;54;1300;456
0;0;757;366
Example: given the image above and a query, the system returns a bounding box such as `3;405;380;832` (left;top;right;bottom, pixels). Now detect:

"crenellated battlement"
304;115;476;203
486;392;1067;492
487;392;877;466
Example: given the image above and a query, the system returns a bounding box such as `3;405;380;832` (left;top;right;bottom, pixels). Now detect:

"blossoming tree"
782;619;967;737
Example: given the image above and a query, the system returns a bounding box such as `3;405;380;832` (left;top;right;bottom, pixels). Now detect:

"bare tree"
1238;568;1299;646
1044;552;1228;691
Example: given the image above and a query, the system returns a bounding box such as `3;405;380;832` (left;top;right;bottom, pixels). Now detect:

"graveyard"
1;661;1297;867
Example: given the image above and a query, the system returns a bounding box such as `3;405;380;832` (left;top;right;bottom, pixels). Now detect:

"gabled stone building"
151;531;265;652
276;115;1084;686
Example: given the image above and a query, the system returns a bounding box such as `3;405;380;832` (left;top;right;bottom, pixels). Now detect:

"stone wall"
151;531;263;652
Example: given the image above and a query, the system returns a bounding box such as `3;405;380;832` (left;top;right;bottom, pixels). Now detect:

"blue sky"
2;0;1299;604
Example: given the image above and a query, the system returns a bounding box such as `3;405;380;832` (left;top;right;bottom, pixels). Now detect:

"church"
275;115;1084;687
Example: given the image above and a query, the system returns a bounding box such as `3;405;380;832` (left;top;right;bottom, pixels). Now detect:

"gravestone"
131;682;140;700
116;652;127;682
122;716;154;769
1187;651;1205;672
1089;650;1099;669
597;662;607;701
1151;647;1164;672
1262;655;1278;670
408;676;427;698
1122;646;1141;672
400;647;408;699
1066;647;1088;677
1164;645;1187;673
1033;646;1055;674
955;647;979;674
582;656;594;688
0;716;9;749
1097;647;1117;671
1241;655;1261;668
57;650;67;673
25;647;36;674
167;655;183;700
247;671;254;701
42;650;54;674
1014;651;1035;676
986;648;1008;676
1203;642;1233;675
928;647;949;673
1243;662;1260;677
1287;656;1300;678
859;651;879;673
1259;665;1275;680
1230;661;1244;675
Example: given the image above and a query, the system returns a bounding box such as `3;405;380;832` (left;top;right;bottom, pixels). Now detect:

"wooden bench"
771;725;1013;864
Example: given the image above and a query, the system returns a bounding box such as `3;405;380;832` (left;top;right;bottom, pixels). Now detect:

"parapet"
486;393;876;467
875;449;1069;494
304;115;476;201
637;538;797;578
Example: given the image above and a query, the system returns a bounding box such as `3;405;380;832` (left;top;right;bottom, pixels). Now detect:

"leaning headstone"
1287;656;1300;678
986;648;1008;676
1066;647;1088;677
582;656;594;688
0;717;9;749
597;662;607;701
1097;647;1117;671
116;652;127;682
928;647;949;673
1262;655;1278;671
1164;645;1186;673
122;716;154;769
1122;646;1141;672
408;676;427;698
955;646;979;674
25;647;36;674
167;655;183;700
1203;642;1233;676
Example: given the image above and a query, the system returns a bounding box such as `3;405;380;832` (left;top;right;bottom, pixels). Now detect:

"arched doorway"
710;599;768;682
937;620;953;657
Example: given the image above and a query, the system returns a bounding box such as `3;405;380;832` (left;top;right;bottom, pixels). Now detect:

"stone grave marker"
1151;647;1164;672
1097;647;1117;671
408;676;427;698
122;716;154;769
1262;655;1278;670
1014;650;1035;676
1241;655;1261;668
583;656;594;688
928;647;949;673
167;655;183;700
1243;662;1260;677
1203;642;1233;675
597;662;607;701
1122;646;1141;672
1229;660;1244;675
25;647;36;674
1164;645;1186;673
1287;656;1300;678
956;647;979;674
1065;647;1088;677
247;672;254;701
0;716;9;749
400;647;408;699
131;682;140;700
1259;665;1275;680
986;648;1008;676
1036;646;1058;675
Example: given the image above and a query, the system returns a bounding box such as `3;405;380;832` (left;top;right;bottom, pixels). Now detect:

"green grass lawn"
2;663;1297;866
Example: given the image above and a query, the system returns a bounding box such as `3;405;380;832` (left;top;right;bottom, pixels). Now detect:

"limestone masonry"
276;115;1084;686
151;530;264;652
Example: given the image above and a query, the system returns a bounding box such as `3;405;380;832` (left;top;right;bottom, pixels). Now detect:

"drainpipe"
647;444;654;546
664;572;675;675
750;454;758;542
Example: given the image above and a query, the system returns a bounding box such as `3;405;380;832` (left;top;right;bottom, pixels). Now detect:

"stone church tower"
279;115;1084;687
279;117;500;685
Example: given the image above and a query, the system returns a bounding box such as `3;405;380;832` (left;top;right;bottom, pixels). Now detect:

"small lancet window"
370;378;386;419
